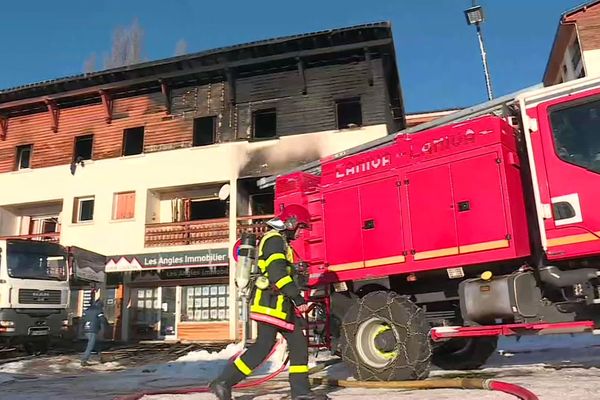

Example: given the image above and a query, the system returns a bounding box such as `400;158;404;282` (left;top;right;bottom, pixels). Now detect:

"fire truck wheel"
340;291;431;381
432;336;498;370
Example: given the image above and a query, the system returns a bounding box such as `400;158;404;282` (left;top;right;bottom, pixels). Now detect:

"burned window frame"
193;116;217;146
252;108;277;140
336;97;363;129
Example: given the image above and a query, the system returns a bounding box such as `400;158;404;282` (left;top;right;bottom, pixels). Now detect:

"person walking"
80;297;108;366
210;204;327;400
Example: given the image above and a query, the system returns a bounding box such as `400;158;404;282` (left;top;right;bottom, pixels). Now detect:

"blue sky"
0;0;585;112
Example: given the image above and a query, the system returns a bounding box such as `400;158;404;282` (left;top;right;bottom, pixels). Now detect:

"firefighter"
210;204;327;400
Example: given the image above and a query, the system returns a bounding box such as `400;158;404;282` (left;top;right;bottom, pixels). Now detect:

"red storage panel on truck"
279;116;531;286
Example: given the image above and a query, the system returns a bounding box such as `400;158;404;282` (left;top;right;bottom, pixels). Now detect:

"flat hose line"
114;347;539;400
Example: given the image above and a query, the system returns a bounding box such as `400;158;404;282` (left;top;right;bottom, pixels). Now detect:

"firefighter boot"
290;373;330;400
292;393;330;400
209;362;245;400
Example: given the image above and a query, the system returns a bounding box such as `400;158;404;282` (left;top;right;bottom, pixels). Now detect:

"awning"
105;248;229;273
70;246;106;283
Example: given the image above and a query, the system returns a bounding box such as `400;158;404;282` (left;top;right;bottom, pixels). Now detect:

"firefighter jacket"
249;229;305;331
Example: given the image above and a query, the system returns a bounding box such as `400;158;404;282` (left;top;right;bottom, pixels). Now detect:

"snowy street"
1;333;600;400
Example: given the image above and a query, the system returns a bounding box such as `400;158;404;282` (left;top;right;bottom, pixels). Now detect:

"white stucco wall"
0;125;388;257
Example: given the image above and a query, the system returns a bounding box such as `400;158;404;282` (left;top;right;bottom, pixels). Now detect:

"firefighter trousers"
215;317;310;397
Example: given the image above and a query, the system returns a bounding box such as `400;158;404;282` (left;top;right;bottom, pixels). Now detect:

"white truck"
0;239;105;353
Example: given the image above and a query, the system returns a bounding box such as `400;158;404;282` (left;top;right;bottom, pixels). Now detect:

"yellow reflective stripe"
258;231;283;257
253;288;262;307
289;365;309;374
275;275;293;289
276;294;284;314
258;253;286;272
250;304;288;320
234;358;252;376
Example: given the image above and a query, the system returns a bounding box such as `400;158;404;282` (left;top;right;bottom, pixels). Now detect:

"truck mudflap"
430;321;595;341
0;308;67;340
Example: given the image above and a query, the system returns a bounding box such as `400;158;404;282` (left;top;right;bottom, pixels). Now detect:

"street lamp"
464;3;494;100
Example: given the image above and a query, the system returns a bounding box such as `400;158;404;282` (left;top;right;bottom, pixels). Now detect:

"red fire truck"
257;76;600;381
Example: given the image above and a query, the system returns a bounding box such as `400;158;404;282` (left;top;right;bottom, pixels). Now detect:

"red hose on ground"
488;380;539;400
114;340;289;400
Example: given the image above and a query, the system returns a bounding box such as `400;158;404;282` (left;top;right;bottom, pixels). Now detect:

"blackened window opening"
193;116;216;146
16;145;32;170
336;98;363;129
74;135;93;161
253;109;277;139
122;127;145;156
189;199;228;220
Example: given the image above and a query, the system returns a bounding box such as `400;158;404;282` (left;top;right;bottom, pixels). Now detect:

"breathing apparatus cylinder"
235;233;258;324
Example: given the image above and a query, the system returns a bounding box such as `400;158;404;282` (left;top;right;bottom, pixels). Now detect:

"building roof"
0;22;402;118
543;1;600;84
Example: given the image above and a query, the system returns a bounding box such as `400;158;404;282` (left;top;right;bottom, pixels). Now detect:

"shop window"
73;196;95;223
113;191;136;220
122;126;144;156
193;116;216;146
190;199;228;220
181;284;229;322
73;134;93;161
132;288;159;328
252;108;277;139
336;97;362;129
16;144;32;170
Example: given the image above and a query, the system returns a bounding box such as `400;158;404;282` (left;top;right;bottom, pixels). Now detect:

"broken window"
122;127;144;156
16;144;32;170
73;196;95;223
189;199;228;220
193;116;216;146
250;193;275;215
336;97;363;129
74;134;93;161
113;191;136;220
253;109;277;139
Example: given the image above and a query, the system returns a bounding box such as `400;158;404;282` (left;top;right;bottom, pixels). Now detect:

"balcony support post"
228;177;239;341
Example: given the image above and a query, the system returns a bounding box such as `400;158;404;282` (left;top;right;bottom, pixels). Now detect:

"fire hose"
114;339;539;400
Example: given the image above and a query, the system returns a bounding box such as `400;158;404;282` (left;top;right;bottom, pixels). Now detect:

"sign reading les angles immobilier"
105;248;229;272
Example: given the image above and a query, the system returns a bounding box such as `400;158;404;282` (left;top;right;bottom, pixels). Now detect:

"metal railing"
145;215;274;247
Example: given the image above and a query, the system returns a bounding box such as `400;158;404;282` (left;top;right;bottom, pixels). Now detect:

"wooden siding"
178;322;241;341
0;59;394;173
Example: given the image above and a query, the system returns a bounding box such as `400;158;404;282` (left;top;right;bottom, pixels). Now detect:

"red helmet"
267;204;311;231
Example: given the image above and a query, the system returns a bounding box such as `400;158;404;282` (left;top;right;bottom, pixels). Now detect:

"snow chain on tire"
339;291;432;381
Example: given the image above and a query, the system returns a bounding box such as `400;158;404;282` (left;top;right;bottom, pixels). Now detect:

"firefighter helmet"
267;204;311;231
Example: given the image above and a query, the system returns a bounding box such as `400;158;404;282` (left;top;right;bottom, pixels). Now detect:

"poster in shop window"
210;286;218;295
137;301;144;309
194;298;202;308
196;287;203;296
202;310;209;320
202;287;209;296
187;307;194;318
196;310;203;321
138;289;145;298
210;298;217;307
218;297;226;307
210;309;217;319
202;298;209;307
219;286;226;295
218;309;225;320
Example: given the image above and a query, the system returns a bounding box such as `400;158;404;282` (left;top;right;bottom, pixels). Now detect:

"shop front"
106;248;237;342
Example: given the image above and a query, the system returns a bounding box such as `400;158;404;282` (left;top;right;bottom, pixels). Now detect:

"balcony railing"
0;232;61;243
145;215;274;248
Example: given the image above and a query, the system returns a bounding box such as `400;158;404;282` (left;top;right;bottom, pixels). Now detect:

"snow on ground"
1;333;600;399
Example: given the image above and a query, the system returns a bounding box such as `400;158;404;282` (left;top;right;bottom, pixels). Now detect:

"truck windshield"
550;97;600;174
6;240;67;281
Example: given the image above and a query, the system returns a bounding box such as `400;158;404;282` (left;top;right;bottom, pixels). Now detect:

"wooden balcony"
0;232;61;243
145;215;274;248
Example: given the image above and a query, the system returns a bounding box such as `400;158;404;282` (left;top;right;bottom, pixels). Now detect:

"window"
113;191;136;220
133;288;159;324
189;198;228;220
73;196;95;223
29;217;59;234
122;127;144;156
252;109;277;139
16;145;32;170
336;98;362;129
74;135;93;161
181;284;229;322
250;193;275;215
570;37;582;72
550;97;600;174
193;116;216;146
